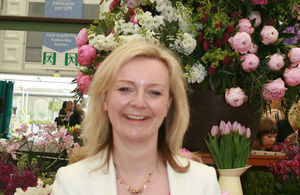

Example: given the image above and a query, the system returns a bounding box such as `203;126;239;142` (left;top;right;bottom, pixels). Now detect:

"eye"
118;87;129;92
150;91;161;96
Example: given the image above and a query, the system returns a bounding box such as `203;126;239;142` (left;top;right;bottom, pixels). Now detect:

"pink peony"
78;75;92;94
288;48;300;64
237;18;254;34
251;0;268;5
267;54;285;71
76;28;88;47
262;78;286;101
228;32;253;54
283;66;300;87
77;45;97;66
260;26;279;45
240;54;260;72
249;44;258;54
76;72;84;83
225;87;248;107
248;11;261;27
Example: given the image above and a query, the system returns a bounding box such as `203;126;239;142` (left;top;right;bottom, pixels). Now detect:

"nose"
129;91;147;108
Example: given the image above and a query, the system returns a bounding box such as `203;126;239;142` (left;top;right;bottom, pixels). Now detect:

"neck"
112;136;160;177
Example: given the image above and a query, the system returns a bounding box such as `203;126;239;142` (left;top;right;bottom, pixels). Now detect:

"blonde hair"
70;40;190;172
288;100;300;131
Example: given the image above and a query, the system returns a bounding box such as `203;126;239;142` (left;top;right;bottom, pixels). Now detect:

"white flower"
174;32;197;55
14;179;52;195
186;63;207;83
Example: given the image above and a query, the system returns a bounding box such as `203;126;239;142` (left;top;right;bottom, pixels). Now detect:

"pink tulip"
238;125;246;136
228;32;253;54
251;0;268;5
248;11;261;27
260;26;279;45
77;45;97;66
249;44;258;54
246;128;251;138
224;122;232;135
76;28;88;47
283;66;300;87
232;121;240;132
225;87;248;107
78;75;92;94
238;18;254;34
240;54;260;72
211;125;219;137
267;54;285;71
288;48;300;64
262;78;286;101
219;120;227;135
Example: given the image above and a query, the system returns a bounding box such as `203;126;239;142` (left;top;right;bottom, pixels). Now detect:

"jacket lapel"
167;158;191;195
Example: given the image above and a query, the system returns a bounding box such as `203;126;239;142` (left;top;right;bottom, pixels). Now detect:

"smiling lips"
125;114;148;120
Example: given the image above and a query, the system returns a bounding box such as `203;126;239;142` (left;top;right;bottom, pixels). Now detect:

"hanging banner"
42;0;83;70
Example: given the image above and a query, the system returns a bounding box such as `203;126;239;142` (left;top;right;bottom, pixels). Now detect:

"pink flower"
246;128;251;138
228;32;253;54
232;121;240;132
260;26;279;45
251;0;268;5
109;0;120;12
219;120;227;134
237;18;254;34
238;125;246;136
77;45;97;66
211;125;219;136
221;191;230;195
240;54;260;72
249;44;258;54
78;75;92;94
225;87;248;107
283;66;300;87
262;78;286;101
76;72;84;83
267;54;285;71
76;28;88;47
130;14;139;24
248;11;261;27
288;48;300;64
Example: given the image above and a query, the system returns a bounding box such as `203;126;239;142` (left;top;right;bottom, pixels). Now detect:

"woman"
252;118;278;151
52;40;220;195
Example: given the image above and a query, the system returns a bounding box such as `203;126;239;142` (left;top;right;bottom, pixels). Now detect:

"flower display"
262;78;287;101
225;87;248;107
73;0;300;112
205;120;251;169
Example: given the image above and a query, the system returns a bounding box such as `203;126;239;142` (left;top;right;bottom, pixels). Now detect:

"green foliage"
244;170;275;195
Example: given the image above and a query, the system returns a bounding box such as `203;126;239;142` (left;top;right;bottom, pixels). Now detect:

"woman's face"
261;133;277;150
104;57;172;142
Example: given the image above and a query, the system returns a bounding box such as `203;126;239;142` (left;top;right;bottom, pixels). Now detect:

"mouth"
125;114;148;120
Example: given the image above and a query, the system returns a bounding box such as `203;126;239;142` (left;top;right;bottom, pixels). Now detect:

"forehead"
116;57;170;83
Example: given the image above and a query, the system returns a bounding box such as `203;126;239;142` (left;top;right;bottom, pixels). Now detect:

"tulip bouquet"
74;0;300;113
205;120;251;169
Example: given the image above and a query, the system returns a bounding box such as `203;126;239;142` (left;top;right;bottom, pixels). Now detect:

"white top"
52;152;221;195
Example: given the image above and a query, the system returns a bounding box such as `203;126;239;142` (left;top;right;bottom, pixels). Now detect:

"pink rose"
249;44;258;54
76;28;88;47
225;87;248;107
260;26;279;45
262;78;286;101
283;66;300;87
77;45;97;66
237;18;254;34
78;75;92;94
288;48;300;64
267;54;285;71
251;0;268;5
240;54;260;72
76;72;84;83
228;32;253;54
248;11;261;27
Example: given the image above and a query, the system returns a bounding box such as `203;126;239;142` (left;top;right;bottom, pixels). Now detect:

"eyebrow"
115;79;168;88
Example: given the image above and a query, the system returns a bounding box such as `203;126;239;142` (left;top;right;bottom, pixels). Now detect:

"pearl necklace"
116;172;153;194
